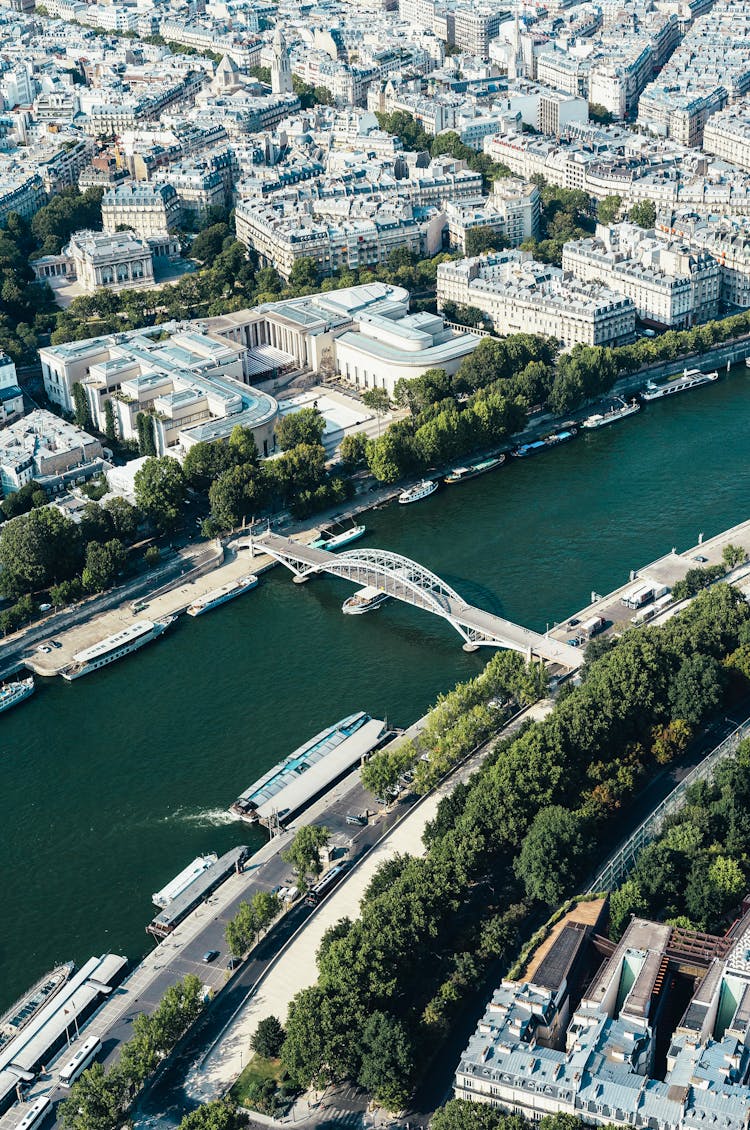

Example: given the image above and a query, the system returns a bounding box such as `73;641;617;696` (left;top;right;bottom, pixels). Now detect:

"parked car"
202;950;219;963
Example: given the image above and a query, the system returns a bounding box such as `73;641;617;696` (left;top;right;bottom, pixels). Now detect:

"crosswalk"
315;1111;367;1129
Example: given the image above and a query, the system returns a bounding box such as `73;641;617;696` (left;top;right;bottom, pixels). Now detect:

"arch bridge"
255;532;582;669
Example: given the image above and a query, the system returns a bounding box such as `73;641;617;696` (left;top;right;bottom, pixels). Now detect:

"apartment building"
235;196;444;279
703;102;750;171
444;179;541;251
437;251;636;347
101;182;181;238
0;353;23;426
637;0;750;143
588;43;653;120
455;913;750;1130
659;213;750;308
0;410;104;496
454;8;510;60
563;224;721;328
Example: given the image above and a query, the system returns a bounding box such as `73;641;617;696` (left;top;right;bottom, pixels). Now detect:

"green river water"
3;366;750;1010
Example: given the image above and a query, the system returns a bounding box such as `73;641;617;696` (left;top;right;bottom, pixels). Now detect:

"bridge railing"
586;718;750;894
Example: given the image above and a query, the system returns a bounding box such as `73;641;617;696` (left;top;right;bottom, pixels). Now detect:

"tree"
177;1102;247;1130
72;381;92;430
79;501;114;545
183;440;237;491
464;226;508;257
597;195;622;225
0;507;83;595
1;479;45;520
651;719;692;765
394;368;452;413
722;543;746;570
361;743;416;799
31;187;103;255
191;222;230;263
361;388;390;416
514;805;588;904
275;407;325;451
588;103;614;125
431;1100;525;1130
288;257;320;292
228;425;259;465
134;456;187;533
339;431;368;469
357;1011;414;1110
252;1015;286;1059
103;496;140;542
281;824;329;878
209;464;269;530
628;200;656;229
281;984;360;1089
59;1061;128;1130
103;401;117;445
136;411;157;457
668;654;724;725
82;538;126;593
50;577;83;609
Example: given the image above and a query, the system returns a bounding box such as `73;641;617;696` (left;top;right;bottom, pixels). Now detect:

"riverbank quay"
176;699;554;1114
547;514;750;651
0;540;224;681
0;696;545;1130
0;747;418;1130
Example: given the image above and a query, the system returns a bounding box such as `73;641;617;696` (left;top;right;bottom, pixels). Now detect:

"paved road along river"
3;363;750;1011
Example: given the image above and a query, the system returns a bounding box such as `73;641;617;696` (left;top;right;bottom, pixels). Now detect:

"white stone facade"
335;310;481;396
102;183;181;239
562;224;721;328
437;251;636;348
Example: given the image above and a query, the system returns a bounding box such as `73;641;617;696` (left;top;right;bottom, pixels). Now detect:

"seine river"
4;365;750;1010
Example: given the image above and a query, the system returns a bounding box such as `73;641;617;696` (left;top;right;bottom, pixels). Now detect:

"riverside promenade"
547;515;750;650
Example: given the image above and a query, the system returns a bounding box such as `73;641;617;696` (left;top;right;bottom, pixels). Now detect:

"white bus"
58;1036;102;1088
16;1097;51;1130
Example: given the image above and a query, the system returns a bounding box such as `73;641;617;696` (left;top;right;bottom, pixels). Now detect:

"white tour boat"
342;586;391;615
61;617;176;680
398;479;438;505
0;676;35;715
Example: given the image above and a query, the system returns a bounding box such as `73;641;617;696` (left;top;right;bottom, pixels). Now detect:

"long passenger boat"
310;525;366;551
581;398;641;429
641;368;718;401
230;712;389;828
186;575;258;616
61;618;176;680
0;963;75;1053
444;454;506;484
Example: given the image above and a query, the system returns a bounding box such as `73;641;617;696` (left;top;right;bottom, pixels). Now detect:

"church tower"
271;29;293;96
507;5;525;81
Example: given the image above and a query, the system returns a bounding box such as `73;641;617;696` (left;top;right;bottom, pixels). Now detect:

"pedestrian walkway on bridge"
254;532;583;670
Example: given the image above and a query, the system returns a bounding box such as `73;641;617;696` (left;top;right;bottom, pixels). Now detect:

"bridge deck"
256;532;582;669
